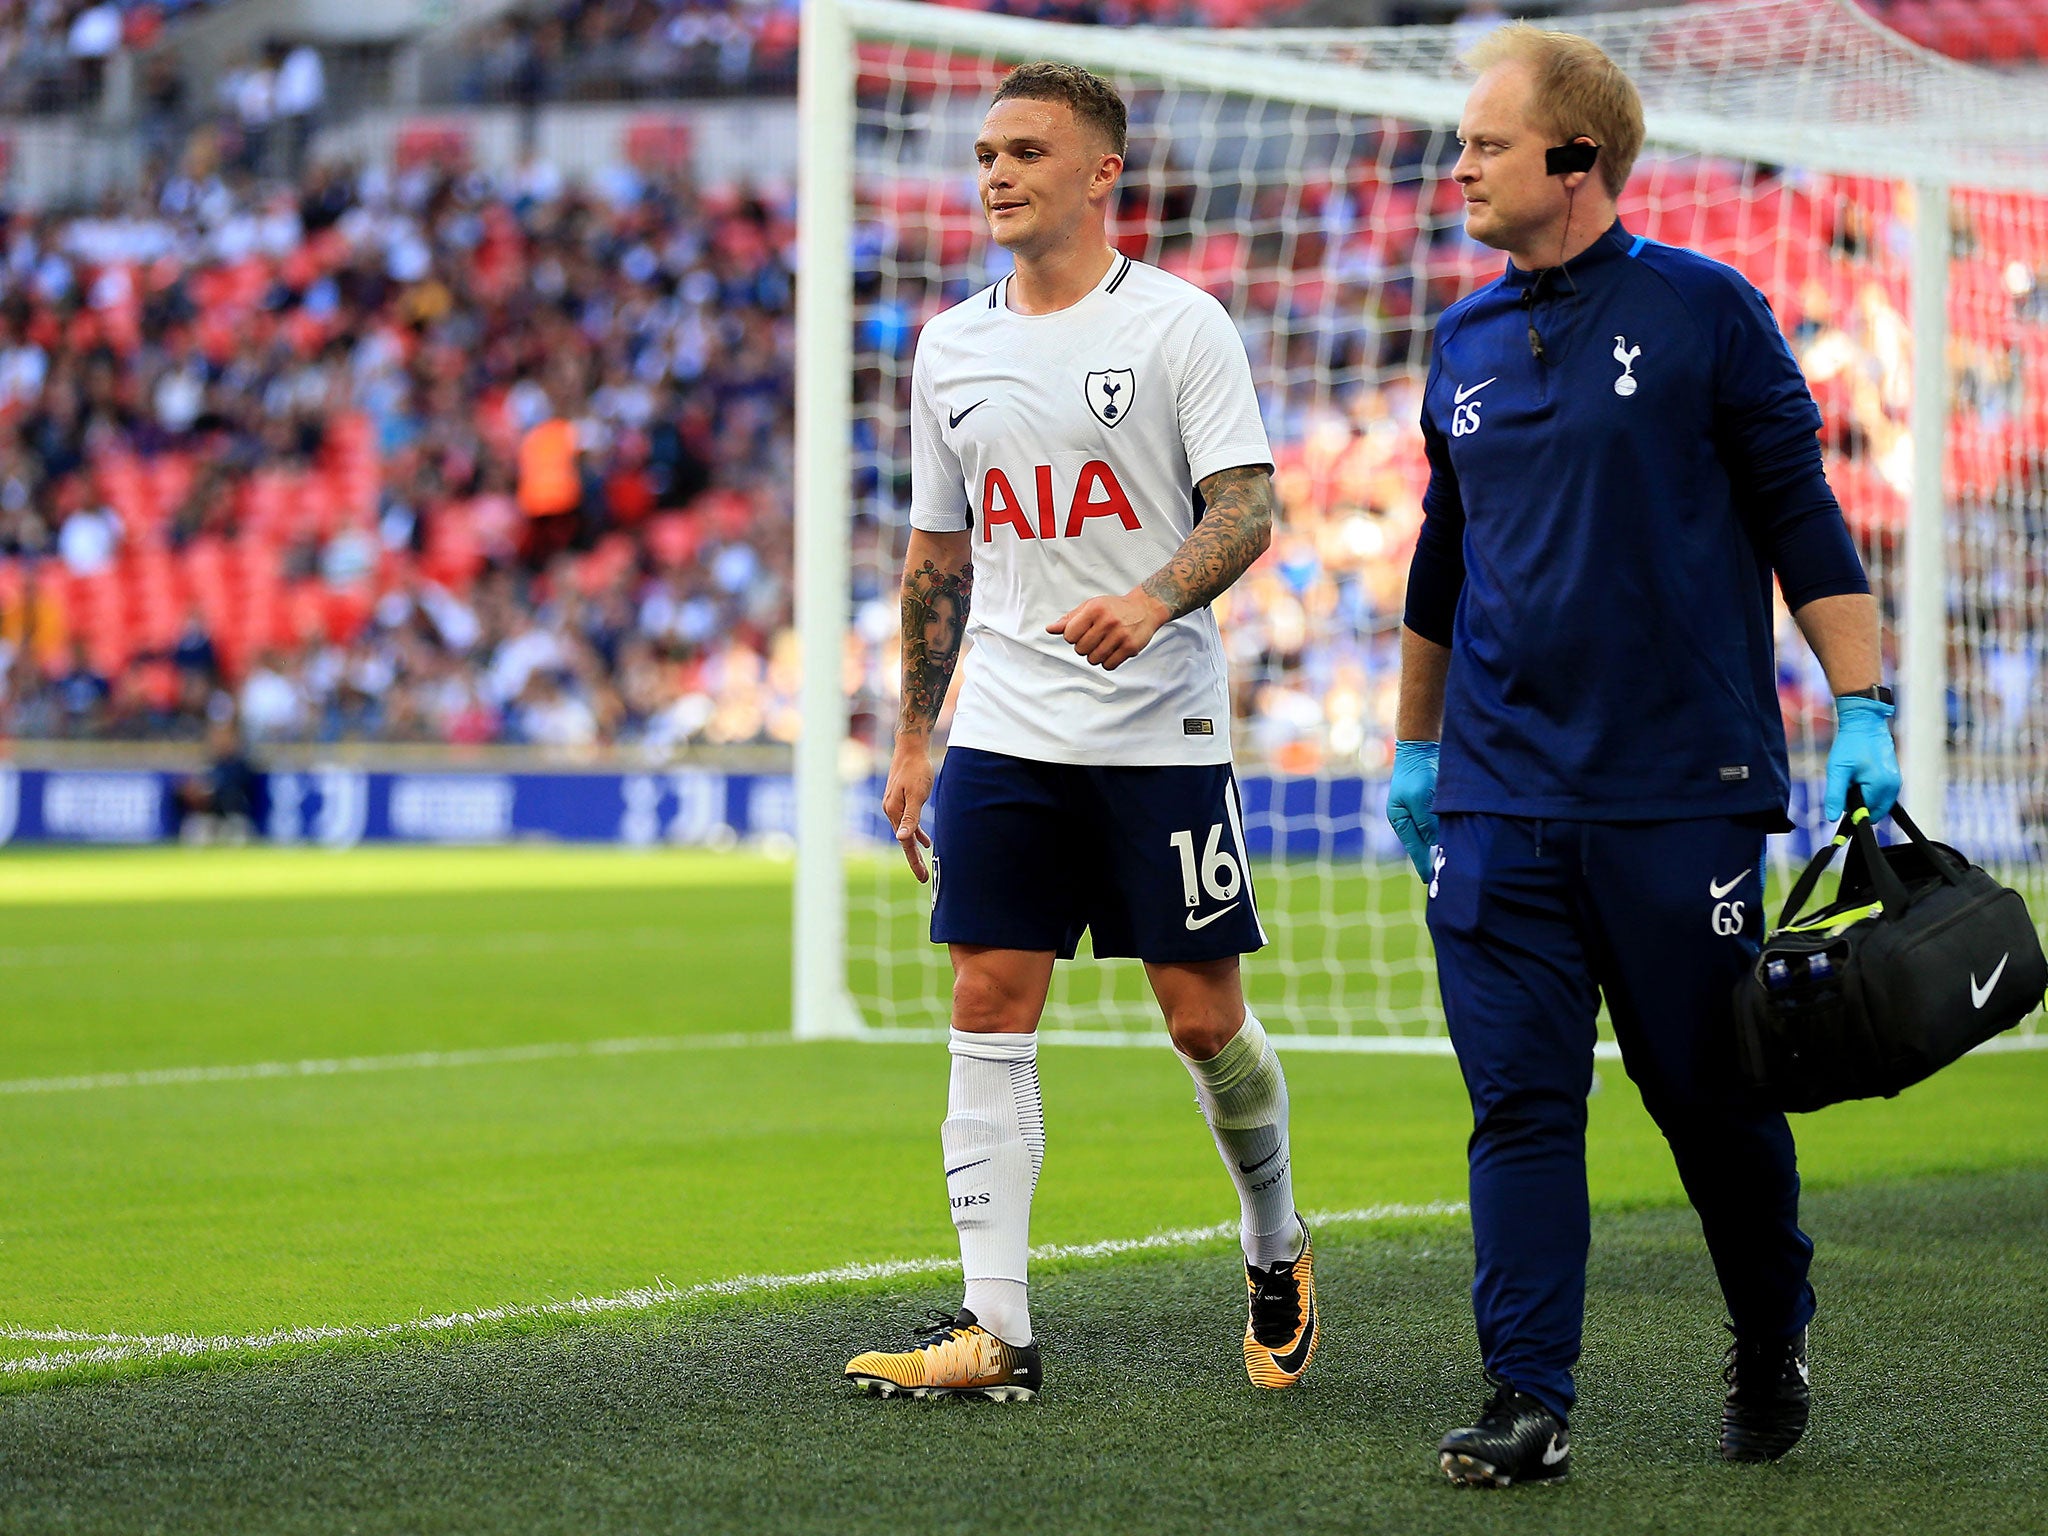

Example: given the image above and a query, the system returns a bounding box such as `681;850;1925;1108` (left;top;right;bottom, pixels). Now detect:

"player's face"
975;97;1121;258
1452;62;1570;261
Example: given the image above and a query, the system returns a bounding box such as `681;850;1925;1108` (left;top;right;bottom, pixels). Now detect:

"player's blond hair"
1464;23;1644;198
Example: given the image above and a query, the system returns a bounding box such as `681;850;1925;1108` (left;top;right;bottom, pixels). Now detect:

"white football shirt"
909;253;1272;766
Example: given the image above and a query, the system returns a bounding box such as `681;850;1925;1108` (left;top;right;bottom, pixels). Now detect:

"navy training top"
1404;219;1869;823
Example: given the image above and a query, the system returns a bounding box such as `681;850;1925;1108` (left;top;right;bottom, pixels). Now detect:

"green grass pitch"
1;846;2043;1534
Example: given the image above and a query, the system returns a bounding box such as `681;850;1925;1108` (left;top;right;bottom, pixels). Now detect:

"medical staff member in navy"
1387;24;1902;1488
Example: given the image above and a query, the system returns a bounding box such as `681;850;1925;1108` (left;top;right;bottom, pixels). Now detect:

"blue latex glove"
1387;739;1441;881
1824;694;1901;822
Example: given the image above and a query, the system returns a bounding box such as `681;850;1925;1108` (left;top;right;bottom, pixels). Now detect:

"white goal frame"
792;0;2048;1046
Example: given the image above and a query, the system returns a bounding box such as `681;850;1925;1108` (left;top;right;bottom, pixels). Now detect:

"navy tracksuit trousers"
1426;812;1817;1419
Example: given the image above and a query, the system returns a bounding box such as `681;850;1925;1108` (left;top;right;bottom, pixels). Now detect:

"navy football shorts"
928;745;1266;963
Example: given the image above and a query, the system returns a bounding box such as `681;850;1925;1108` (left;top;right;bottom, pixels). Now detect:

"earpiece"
1545;141;1598;176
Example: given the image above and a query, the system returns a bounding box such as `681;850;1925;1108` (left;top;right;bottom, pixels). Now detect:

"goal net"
796;0;2048;1049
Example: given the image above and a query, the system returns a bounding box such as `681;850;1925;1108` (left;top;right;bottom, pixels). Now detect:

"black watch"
1840;685;1894;706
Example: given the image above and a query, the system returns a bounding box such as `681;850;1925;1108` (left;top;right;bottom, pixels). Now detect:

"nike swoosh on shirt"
1185;903;1241;931
1709;869;1752;899
948;399;988;429
1453;377;1497;403
945;1158;990;1177
1971;953;2010;1010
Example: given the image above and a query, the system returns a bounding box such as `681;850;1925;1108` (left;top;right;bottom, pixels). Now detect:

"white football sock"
943;1028;1043;1345
1177;1010;1302;1269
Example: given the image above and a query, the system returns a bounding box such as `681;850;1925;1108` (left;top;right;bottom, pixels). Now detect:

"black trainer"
1720;1325;1810;1462
1438;1377;1570;1487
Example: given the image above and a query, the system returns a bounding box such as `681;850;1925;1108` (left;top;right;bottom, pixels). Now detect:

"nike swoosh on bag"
948;399;988;429
1453;377;1497;403
1709;868;1751;899
1185;902;1241;931
1971;953;2010;1010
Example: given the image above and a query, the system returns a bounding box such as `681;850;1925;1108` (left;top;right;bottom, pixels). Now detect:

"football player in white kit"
844;63;1317;1402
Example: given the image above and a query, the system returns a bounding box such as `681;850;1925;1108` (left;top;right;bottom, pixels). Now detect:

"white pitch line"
0;1033;796;1096
0;1202;1466;1377
0;927;686;969
10;1023;2037;1100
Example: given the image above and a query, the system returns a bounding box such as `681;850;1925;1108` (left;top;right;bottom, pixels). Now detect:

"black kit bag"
1733;791;2047;1113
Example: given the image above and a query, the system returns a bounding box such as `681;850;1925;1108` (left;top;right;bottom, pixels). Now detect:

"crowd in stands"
450;1;798;103
0;0;2040;128
0;138;2041;768
0;8;2042;766
440;0;1369;107
431;0;2048;111
0;0;217;115
0;153;804;754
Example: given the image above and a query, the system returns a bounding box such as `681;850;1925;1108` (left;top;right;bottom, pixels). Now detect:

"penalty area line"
0;1201;1466;1377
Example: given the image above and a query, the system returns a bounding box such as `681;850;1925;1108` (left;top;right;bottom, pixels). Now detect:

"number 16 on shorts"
1171;822;1243;909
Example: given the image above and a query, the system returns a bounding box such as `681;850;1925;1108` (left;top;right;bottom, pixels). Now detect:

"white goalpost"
794;0;2048;1051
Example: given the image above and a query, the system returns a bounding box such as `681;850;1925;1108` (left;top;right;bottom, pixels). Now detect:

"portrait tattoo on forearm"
1141;465;1275;620
899;557;973;733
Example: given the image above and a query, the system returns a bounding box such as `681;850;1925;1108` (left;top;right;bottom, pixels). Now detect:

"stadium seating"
1;0;2042;759
1869;0;2048;60
2;141;2037;755
0;0;224;114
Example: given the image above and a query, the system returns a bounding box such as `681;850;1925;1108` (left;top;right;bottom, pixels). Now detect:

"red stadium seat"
299;475;341;541
133;546;182;653
146;453;194;541
324;412;378;476
394;120;474;172
74;569;131;676
278;580;321;650
755;8;798;61
1927;0;1993;58
1159;232;1246;303
133;657;179;712
624;116;694;169
1885;0;1943;49
238;470;293;545
96;453;160;543
2017;0;2048;57
1826;455;1907;539
323;587;374;647
422;501;485;590
575;532;638;598
1947;418;2003;501
643;511;703;570
1977;0;2035;60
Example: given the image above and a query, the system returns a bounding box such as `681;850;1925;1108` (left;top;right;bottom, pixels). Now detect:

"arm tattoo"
899;556;973;734
1140;465;1276;620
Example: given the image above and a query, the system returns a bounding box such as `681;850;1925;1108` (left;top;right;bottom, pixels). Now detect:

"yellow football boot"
1243;1218;1318;1388
845;1310;1042;1401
